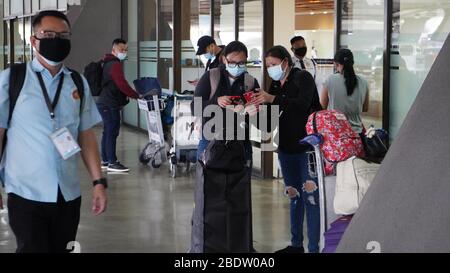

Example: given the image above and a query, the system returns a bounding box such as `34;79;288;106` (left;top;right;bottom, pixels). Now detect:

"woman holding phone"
252;45;322;253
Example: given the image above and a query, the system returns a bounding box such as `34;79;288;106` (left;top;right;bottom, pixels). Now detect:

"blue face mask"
267;61;286;81
226;64;247;78
204;52;214;60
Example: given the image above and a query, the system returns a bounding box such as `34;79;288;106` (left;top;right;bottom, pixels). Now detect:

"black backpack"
83;61;105;96
1;63;84;158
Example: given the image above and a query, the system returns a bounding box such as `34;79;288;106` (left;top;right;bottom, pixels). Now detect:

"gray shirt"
324;73;368;133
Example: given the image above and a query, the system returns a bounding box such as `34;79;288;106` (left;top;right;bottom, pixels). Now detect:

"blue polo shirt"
0;58;102;203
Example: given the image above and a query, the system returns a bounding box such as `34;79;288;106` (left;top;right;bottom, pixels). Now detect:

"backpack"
208;68;255;100
0;63;85;164
306;110;364;173
83;60;109;96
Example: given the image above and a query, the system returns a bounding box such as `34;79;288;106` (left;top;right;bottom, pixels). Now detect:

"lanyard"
36;72;65;120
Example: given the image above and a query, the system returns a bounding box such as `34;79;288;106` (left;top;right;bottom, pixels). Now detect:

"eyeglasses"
225;58;247;68
34;30;72;40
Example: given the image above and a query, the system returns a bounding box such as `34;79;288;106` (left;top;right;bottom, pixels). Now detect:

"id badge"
50;127;81;160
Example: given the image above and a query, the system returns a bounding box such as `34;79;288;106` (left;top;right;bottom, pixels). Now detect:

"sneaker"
101;162;109;171
275;246;305;254
107;162;130;172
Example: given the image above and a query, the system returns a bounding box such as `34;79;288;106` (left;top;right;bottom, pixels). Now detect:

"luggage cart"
300;134;327;252
169;93;200;178
138;96;168;168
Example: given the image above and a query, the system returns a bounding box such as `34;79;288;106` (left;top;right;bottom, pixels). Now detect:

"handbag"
334;157;380;215
361;127;388;163
202;140;246;173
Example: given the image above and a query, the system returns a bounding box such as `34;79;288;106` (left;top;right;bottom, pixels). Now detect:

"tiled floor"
0;126;293;253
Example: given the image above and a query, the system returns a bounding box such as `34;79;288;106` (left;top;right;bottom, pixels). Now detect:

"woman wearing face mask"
252;45;322;253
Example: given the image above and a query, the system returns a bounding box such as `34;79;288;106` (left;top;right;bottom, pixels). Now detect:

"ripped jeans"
278;151;320;253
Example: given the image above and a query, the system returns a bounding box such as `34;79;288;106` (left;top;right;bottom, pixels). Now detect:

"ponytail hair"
334;48;357;96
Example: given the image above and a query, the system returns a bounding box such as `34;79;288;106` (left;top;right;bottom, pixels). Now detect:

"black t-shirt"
268;67;322;154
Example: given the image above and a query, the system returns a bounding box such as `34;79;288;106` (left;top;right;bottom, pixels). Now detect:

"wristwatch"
93;178;108;189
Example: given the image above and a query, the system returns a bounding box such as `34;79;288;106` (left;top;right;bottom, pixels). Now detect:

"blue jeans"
278;151;320;253
97;104;122;164
197;139;253;161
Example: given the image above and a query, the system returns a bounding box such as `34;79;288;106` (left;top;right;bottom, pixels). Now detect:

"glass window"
13;19;25;64
138;0;158;130
11;0;24;16
5;21;11;68
58;0;68;10
25;0;32;15
24;18;32;62
181;0;211;95
40;0;58;10
32;0;40;12
238;0;263;172
339;0;384;129
122;0;139;128
159;0;173;91
214;0;235;46
389;0;450;139
4;0;10;17
238;0;262;85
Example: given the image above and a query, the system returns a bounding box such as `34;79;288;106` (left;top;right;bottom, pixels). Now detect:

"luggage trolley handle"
300;134;327;252
138;95;166;112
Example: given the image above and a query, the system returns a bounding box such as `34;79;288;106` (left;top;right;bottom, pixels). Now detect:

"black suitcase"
190;162;252;253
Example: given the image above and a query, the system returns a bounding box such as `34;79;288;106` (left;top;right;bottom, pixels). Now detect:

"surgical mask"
226;64;247;78
37;38;71;65
267;62;286;81
295;47;307;58
204;52;214;60
117;52;127;61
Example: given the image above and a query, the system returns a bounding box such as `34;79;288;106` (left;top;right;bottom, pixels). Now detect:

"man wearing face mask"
188;36;224;86
291;36;317;80
0;10;107;253
97;38;140;173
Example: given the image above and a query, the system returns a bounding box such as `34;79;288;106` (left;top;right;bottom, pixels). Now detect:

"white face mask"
267;61;286;81
117;52;127;61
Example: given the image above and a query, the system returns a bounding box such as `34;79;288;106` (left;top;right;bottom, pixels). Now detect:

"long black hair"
265;45;293;67
334;48;357;96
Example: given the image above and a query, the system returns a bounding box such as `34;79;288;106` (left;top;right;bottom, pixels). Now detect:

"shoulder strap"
209;68;221;100
69;69;85;113
244;73;255;91
8;63;27;125
2;63;27;157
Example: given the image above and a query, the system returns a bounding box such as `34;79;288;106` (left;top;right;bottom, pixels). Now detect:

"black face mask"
38;38;71;63
295;47;308;58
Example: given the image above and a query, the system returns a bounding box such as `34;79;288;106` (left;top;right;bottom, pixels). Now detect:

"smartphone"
229;96;244;105
243;91;255;104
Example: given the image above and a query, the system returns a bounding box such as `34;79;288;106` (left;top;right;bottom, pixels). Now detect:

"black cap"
196;36;216;55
